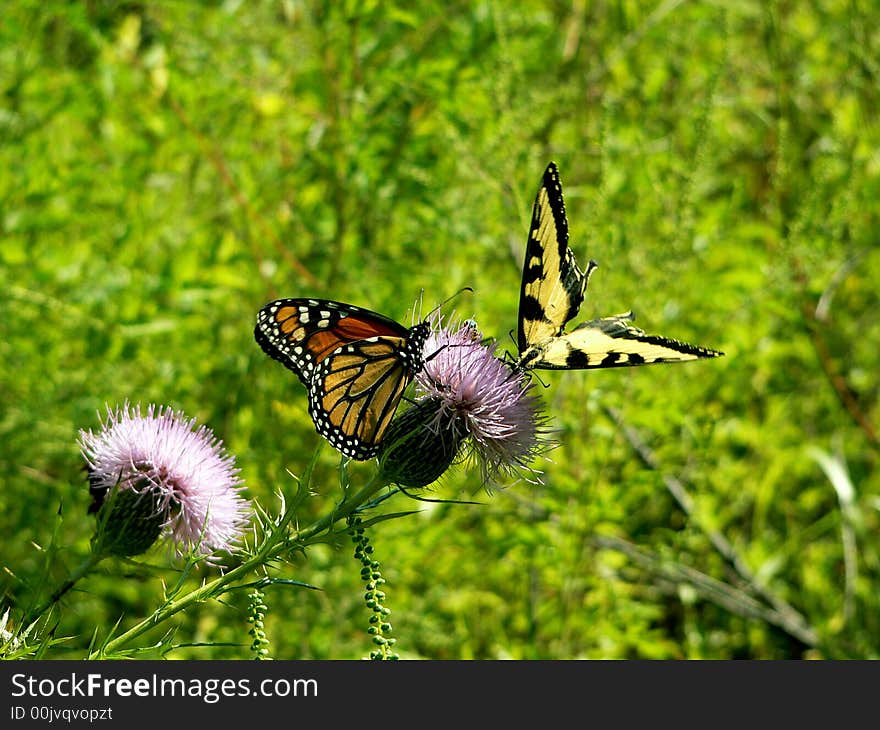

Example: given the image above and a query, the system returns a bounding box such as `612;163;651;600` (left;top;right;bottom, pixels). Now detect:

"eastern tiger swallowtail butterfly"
255;299;430;460
517;162;723;370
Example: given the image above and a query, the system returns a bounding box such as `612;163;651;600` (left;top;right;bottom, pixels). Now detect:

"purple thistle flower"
79;403;250;558
379;316;550;488
415;317;551;483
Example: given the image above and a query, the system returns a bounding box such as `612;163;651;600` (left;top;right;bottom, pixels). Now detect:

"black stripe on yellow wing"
517;162;596;355
523;312;724;370
308;338;418;460
514;162;723;372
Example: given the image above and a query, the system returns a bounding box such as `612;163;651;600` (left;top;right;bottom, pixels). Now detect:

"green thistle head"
91;480;165;558
378;397;465;488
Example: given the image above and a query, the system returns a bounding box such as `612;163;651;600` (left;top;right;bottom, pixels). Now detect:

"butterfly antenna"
503;328;526;368
424;286;474;322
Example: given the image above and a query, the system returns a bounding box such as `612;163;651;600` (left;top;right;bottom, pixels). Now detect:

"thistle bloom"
79;404;250;558
379;317;550;487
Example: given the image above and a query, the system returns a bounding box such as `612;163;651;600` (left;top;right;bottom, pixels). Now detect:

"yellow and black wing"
525;312;723;370
517;162;596;358
516;162;723;370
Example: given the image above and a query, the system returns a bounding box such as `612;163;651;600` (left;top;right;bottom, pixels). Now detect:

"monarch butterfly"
255;298;430;460
517;162;723;370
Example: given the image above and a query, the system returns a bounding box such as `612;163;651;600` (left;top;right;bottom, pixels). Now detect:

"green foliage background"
2;0;878;659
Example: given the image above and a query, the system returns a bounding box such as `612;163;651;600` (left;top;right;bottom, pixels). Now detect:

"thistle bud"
80;403;250;559
91;480;165;558
378;397;465;488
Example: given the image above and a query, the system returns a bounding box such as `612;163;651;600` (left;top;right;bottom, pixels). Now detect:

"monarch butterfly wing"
531;312;724;370
309;337;414;460
517;162;594;356
254;298;409;386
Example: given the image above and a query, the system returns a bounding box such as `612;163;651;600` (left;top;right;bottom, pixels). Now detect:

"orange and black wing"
255;297;430;460
255;298;411;386
308;337;417;459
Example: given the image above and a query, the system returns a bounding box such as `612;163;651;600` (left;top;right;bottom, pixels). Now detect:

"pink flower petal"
80;403;250;557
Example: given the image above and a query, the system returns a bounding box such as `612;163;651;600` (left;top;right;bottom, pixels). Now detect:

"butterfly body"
255;298;429;460
515;162;722;370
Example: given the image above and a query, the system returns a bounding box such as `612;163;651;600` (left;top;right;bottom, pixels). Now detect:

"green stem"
90;475;389;657
21;551;107;629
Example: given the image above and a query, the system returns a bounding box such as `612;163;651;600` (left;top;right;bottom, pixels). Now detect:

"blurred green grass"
1;0;878;658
